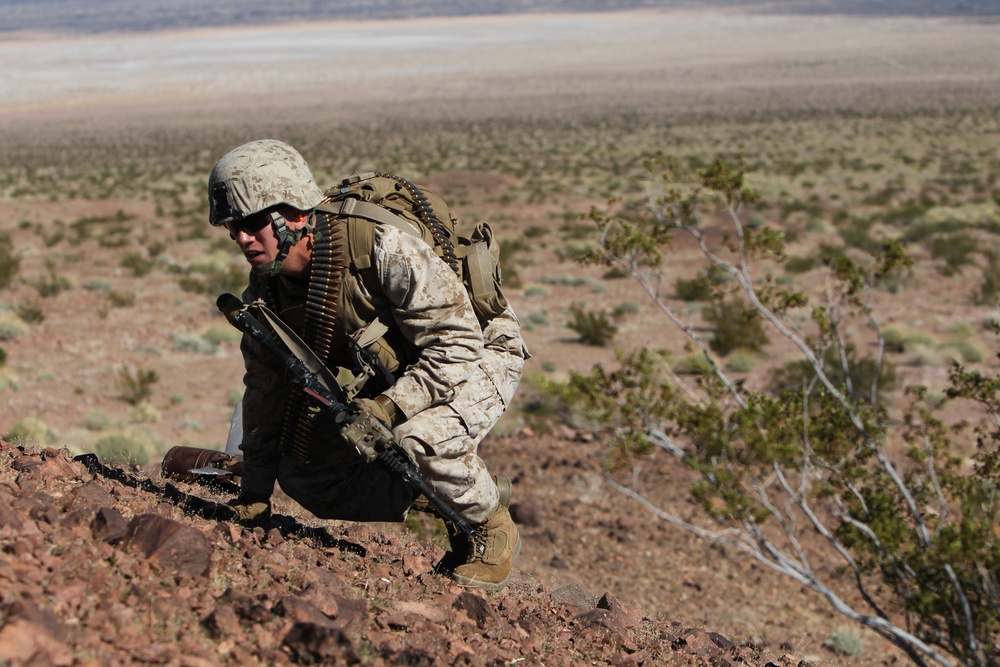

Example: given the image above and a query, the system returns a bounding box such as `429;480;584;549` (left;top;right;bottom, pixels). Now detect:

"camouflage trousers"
275;335;525;525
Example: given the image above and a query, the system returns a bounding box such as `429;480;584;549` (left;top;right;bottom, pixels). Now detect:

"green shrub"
674;353;712;375
499;237;530;287
704;299;769;356
171;332;218;355
226;386;245;407
938;339;985;364
0;346;6;367
502;264;522;289
179;264;246;296
602;266;629;280
882;326;937;353
612;301;641;318
0;313;29;341
107;291;135;308
201;324;242;346
5;417;57;445
131;402;162;424
81;412;110;431
675;275;713;302
121;252;155;277
974;250;1000;306
500;237;530;258
724;351;756;373
15;303;44;324
567;304;617;346
0;232;20;289
147;241;166;258
523;286;549;298
522;310;550;331
93;433;151;466
947;322;975;339
784;255;819;274
837;218;881;253
116;366;159;405
903;330;937;350
929;232;978;276
770;343;897;404
558;221;593;240
538;275;590;286
41;228;64;247
824;631;863;658
30;270;71;298
554;240;596;262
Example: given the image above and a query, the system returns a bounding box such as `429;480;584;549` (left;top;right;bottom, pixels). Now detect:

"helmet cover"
208;139;325;227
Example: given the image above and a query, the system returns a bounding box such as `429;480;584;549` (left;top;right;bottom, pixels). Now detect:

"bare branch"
608;473;954;667
945;564;984;667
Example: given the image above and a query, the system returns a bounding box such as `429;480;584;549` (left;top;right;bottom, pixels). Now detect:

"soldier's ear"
281;207;311;230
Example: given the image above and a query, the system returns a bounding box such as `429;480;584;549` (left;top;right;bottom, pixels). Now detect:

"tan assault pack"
316;172;509;327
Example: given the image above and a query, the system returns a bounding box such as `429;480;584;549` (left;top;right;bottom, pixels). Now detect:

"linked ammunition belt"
375;172;460;276
272;174;454;463
274;211;347;463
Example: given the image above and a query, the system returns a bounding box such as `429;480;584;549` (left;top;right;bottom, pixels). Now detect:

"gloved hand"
352;395;403;429
228;492;271;521
345;396;403;463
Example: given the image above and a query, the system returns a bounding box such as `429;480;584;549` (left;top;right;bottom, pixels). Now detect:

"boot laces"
471;527;488;558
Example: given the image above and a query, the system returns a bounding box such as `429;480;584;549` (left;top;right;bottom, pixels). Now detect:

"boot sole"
449;533;522;593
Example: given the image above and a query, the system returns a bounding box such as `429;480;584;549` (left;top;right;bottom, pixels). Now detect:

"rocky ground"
0;437;826;666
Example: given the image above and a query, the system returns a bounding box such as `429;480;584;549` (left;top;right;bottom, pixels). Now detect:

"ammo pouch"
459;221;509;325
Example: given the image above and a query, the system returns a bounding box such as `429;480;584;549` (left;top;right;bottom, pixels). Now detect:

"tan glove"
345;396;403;463
353;395;403;429
228;493;271;521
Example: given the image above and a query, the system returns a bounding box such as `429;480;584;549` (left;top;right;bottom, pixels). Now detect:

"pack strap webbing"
316;198;467;271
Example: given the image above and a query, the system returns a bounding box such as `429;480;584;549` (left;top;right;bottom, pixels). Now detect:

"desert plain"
1;7;1000;665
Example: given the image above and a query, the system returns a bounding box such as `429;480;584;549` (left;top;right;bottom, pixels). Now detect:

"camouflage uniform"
239;222;527;525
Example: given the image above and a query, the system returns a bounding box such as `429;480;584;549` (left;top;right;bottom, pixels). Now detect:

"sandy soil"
2;9;999;121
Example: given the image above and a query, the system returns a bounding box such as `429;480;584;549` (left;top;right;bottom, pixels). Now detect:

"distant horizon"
1;0;998;35
3;6;997;125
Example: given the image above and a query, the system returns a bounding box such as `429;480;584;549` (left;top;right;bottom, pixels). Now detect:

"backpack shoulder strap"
316;198;414;237
316;197;429;269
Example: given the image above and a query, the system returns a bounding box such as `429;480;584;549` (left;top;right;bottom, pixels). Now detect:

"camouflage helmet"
208;139;325;227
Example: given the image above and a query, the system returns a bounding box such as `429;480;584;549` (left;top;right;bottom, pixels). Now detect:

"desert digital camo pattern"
208;139;326;226
238;223;527;525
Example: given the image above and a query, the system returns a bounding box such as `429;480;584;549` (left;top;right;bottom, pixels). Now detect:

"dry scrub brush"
546;156;999;667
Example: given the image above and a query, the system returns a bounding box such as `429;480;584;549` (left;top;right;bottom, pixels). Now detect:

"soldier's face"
232;214;281;271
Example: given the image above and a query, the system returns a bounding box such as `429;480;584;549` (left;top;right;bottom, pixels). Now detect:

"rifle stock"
216;293;476;541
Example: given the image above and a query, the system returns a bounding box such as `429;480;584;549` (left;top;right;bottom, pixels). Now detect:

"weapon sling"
216;293;477;542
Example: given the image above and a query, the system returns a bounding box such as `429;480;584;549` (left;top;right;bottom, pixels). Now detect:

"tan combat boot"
448;504;521;592
434;475;520;577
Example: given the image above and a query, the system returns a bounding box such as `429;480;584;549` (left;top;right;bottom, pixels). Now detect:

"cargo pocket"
448;366;504;440
482;335;526;408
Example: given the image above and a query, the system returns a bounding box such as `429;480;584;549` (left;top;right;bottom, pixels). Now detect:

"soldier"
208;139;527;592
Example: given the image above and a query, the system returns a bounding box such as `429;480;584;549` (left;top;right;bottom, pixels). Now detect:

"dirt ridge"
0;438;817;666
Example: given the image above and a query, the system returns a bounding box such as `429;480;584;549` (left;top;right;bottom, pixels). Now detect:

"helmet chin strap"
252;211;317;277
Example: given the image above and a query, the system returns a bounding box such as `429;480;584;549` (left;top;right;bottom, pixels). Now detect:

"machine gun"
215;293;477;542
